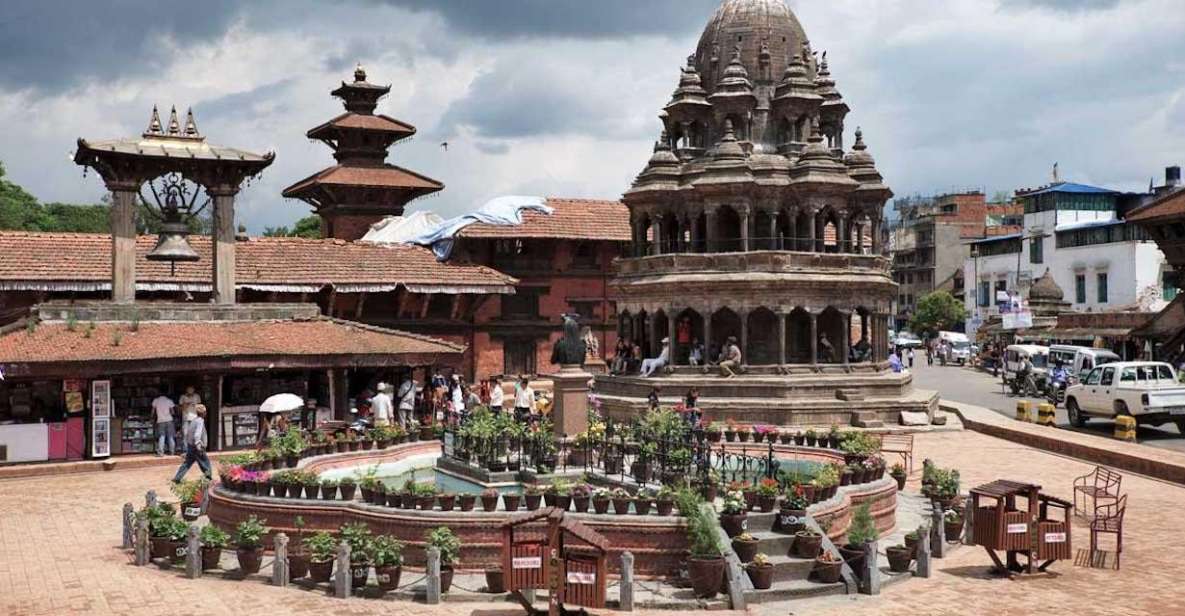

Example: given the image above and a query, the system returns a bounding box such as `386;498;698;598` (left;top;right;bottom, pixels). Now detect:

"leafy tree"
908;290;968;338
263;215;322;239
0;161;119;233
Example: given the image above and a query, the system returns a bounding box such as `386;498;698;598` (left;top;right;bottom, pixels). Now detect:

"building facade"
964;177;1173;339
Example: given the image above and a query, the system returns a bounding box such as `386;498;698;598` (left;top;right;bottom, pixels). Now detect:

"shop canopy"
0;316;464;380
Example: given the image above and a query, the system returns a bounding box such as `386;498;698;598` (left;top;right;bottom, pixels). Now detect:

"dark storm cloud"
997;0;1123;12
374;0;721;39
0;0;247;92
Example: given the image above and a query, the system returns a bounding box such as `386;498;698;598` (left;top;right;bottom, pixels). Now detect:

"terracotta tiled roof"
1127;188;1185;223
307;112;416;139
283;164;443;196
0;231;515;292
0;317;462;367
458;198;631;241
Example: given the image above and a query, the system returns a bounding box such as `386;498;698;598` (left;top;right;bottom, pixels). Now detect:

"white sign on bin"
1044;532;1066;543
513;556;542;569
566;571;595;584
1007;523;1027;534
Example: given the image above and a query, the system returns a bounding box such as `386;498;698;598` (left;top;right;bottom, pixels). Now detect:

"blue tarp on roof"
968;233;1021;244
1022;182;1118;197
1054;219;1125;232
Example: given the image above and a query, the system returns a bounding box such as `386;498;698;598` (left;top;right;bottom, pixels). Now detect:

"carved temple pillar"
740;309;750;361
767;209;779;250
871;218;882;254
668;311;678;366
838;215;849;254
705;209;717;253
842;312;850;367
108;183;139;304
653;218;664;255
787;209;798;251
703;312;713;360
689;213;701;253
777;311;788;365
808;211;819;253
739;207;751;252
211;187;238;305
809;312;819;366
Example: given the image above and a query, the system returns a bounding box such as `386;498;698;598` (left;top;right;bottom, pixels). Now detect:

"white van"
1003;344;1049;395
938;331;972;365
1048;345;1120;379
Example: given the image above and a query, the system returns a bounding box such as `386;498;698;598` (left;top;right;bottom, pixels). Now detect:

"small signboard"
1006;523;1028;534
513;556;542;569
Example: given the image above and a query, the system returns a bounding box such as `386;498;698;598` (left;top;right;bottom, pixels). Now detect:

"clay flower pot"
485;567;506;593
200;546;222;570
237;546;264;574
592;497;610;514
554;495;572;511
418;496;437;511
438;494;457;511
731;536;759;563
746;563;773;590
839;544;866;581
459;494;476;511
350;562;371;588
945;519;964;542
612;498;632;515
525;494;542;511
440;565;455;593
309;559;333;583
718;513;746;537
793;531;823;559
481;494;500;512
503;494;521;511
813;556;842;584
687;557;725;598
376;564;402;592
633;498;652;515
288;553;309;579
572;496;590;513
655;499;675;516
886;545;912;572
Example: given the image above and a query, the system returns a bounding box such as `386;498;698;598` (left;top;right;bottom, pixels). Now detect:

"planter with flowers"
234;515;268;574
338;477;357;500
705;422;724;443
592;488;611;514
718;490;747;537
746;553;774;590
572;484;592;513
481;488;500;512
755;478;780;512
524;485;544;511
304;531;336;583
944;509;964;542
633;487;655;515
813;550;843;584
340;522;374;589
372;534;404;593
172;478;209;520
776;486;810;535
611;488;632;515
890;463;907;490
199;524;228;570
655;486;676;516
426;527;461;593
793;527;823;559
731;532;759;563
503;491;522;512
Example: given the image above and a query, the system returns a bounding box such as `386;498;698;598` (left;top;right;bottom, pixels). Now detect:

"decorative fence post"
145;490;157;509
859;542;881;595
426;546;442;605
334;540;351;599
916;523;932;578
619;551;635;612
931;506;946;558
272;533;290;587
133;517;150;566
963;501;975;546
122;503;135;549
185;524;202;579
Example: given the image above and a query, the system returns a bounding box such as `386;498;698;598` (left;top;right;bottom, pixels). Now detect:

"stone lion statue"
550;314;587;366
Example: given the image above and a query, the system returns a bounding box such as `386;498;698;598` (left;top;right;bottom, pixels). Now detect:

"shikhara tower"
600;0;935;425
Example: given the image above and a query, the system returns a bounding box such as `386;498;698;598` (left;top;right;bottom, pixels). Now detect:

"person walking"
647;386;661;410
926;343;934;366
152;393;177;457
172;404;212;482
372;383;394;427
719;336;742;378
514;376;534;423
907;347;915;369
489;376;505;414
397;378;416;430
178;386;201;455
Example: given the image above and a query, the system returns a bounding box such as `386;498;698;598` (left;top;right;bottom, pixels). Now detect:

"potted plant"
140;503;177;559
890;463;907;491
426;527;460;593
401;480;417;509
777;486;810;535
302;472;321;499
723;420;737;442
746;553;774;590
904;526;923;558
813;550;843;584
812;465;840;501
944;509;964;542
751;425;767;443
933;468;961;510
700;470;721;502
742;484;759;511
481;488;500;512
592;488;611;514
705;422;723;443
288;516;310;579
234;515;268;574
438;492;457;511
718;490;747;537
634;487;655;515
163;518;189;565
804;429;817;447
304;531;337;583
840;504;878;580
755;478;780;512
731;532;759;563
524;485;544;511
884;543;911;573
632;442;655;483
552;481;572;510
320;478;339;500
171;478;209;521
503;491;522;512
415;483;439;510
458;492;477;512
793;527;823;559
485;567;506;594
655;486;676;516
611;488;632;515
571;484;592;513
778;429;793;445
737;424;751;442
338;477;357;500
685;496;725;598
827;425;841;449
340;522;373;589
372;534;404;593
199;524;228;570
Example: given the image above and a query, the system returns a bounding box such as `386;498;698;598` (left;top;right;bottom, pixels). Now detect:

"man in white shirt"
152;394;177;456
489;376;505;414
178;386;201;455
172;404;212;482
397;378;416;430
513;376;534;423
371;383;394;427
640;337;671;377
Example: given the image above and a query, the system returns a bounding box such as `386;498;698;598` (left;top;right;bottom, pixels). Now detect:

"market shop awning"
0;316;464;379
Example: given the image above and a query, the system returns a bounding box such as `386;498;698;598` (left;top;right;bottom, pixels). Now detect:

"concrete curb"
0;451;240;481
941;400;1185;486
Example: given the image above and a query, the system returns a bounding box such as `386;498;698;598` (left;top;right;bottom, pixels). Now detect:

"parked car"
938;331;972;365
1048;345;1120;379
1002;344;1049;395
1066;362;1185;432
893;332;923;349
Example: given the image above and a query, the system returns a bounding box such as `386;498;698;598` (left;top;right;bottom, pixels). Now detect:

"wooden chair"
1072;466;1121;518
878;433;914;474
1089;494;1127;570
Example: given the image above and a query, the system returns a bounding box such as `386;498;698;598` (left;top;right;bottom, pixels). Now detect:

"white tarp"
397;195;552;260
360;211;445;245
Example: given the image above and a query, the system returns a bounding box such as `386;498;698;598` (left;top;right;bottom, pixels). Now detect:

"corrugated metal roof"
1020;182;1118;197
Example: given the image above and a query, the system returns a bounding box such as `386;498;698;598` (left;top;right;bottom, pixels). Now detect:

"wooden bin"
563;553;605;608
508;541;547;591
1036;520;1071;560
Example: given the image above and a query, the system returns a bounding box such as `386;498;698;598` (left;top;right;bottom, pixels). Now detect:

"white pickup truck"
1065;361;1185;432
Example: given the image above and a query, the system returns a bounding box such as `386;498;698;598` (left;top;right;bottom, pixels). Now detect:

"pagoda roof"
307;112;416;141
282;163;443;198
458;198;631;242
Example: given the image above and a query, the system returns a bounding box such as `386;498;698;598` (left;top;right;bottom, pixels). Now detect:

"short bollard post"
146;490;158;509
916;524;932;578
963;504;975;546
1114;416;1137;442
133;518;151;566
1037;403;1056;426
272;533;289;587
619;551;635;612
860;542;880;595
931;506;946;559
426;547;442;605
122;503;135;549
185;524;202;579
1015;401;1032;422
334;541;351;599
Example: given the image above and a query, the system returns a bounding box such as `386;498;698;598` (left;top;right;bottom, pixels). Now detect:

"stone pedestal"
549;364;592;438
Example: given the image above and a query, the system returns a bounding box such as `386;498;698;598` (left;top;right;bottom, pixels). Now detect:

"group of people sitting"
609;335;745;378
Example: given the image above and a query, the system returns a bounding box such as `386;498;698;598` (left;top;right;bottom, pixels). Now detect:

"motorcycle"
1046;374;1074;407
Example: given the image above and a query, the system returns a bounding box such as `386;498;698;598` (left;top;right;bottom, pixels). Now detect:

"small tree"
908;291;968;338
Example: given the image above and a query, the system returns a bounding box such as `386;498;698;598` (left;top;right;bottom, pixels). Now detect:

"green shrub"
371;535;404;567
426;526;461;566
339;522;373;563
200;525;230;549
304;531;337;562
847;503;879;546
234;515;268;549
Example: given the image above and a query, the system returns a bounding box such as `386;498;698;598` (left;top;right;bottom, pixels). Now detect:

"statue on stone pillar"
550;314;588;367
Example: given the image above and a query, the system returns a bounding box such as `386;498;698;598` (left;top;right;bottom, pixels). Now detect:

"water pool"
319;453;524;495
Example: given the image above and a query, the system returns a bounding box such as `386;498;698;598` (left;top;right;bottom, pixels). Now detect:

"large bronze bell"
146;221;200;263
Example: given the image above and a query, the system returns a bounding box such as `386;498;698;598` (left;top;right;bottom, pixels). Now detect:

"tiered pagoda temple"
284;66;443;240
596;0;936;427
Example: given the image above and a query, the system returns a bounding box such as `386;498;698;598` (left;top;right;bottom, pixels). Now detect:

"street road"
908;356;1185;453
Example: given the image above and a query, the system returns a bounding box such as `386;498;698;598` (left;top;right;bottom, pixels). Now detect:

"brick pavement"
2;429;1183;616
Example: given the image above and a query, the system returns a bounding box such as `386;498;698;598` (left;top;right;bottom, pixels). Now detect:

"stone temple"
597;0;937;426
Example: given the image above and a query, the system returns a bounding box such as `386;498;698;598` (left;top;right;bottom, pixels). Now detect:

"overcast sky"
1;0;1182;232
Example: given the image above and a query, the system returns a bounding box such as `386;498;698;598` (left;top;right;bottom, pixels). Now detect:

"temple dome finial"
145;105;163;136
166;106;181;136
354;63;367;82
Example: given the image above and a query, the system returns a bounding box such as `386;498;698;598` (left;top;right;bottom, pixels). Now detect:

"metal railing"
629;235;875;258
